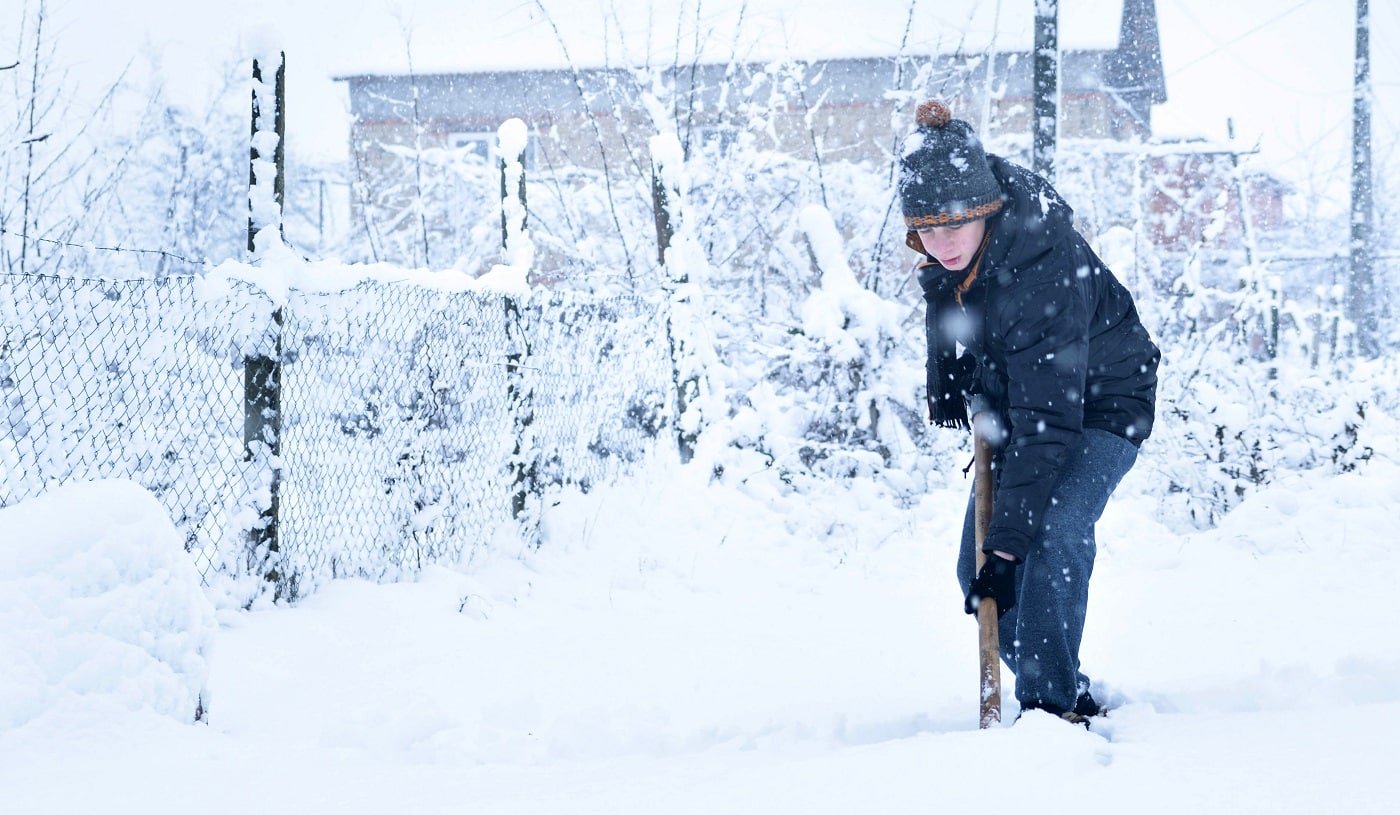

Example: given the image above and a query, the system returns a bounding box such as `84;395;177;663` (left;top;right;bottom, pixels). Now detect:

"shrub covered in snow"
0;480;216;730
701;204;932;490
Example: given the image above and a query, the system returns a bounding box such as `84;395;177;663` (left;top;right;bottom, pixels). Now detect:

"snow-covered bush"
1101;235;1385;528
466;55;1398;522
0;479;216;729
693;202;957;503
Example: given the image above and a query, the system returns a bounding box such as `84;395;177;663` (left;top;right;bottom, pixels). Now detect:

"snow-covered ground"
3;442;1398;814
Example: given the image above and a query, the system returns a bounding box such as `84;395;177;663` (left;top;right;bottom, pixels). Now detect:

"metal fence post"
248;52;286;252
246;51;287;593
500;145;527;251
243;311;284;591
1033;1;1060;183
504;295;538;537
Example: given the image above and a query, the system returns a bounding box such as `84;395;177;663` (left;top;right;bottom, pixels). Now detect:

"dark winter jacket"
916;156;1160;561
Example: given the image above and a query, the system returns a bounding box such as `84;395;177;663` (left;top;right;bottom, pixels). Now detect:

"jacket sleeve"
984;274;1090;560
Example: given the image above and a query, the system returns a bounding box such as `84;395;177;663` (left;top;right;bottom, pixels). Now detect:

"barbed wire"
0;226;208;266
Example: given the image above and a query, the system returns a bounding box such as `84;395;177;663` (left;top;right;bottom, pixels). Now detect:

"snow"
6;1;1400;810
798;204;903;362
650;133;686;188
0;480;214;732
198;254;517;307
2;439;1398;811
480;117;535;290
247;48;286;262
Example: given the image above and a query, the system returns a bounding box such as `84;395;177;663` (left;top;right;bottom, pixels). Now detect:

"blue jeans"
956;429;1139;713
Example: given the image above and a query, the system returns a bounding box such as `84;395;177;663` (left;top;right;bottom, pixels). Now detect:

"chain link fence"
1;267;673;602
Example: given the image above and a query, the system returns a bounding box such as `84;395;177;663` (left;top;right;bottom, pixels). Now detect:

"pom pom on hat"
916;99;953;129
899;100;1003;229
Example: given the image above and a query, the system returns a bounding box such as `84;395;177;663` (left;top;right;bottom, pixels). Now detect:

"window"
692;125;739;158
448;130;536;170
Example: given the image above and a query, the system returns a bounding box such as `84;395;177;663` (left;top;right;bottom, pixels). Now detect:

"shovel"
973;422;1002;728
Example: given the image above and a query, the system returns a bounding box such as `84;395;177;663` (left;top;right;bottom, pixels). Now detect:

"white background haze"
36;0;1400;204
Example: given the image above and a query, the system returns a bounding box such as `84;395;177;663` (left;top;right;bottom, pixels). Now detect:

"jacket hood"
982;156;1076;272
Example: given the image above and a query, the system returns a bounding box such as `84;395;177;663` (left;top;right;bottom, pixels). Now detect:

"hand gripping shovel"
973;421;1002;728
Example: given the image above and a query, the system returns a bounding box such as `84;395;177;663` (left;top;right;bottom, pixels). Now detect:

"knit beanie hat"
899;100;1003;229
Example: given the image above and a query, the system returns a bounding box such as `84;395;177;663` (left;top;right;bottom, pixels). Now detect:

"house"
335;0;1284;267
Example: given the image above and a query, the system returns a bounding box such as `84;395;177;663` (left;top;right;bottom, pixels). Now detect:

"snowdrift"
0;480;216;730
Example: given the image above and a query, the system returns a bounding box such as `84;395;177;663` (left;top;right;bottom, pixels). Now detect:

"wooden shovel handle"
973;429;1002;728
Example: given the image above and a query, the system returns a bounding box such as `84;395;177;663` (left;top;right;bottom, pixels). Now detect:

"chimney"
1105;0;1167;139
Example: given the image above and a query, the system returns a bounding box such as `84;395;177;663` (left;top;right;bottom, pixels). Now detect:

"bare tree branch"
532;0;637;282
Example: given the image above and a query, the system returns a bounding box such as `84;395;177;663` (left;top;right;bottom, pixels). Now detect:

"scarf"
915;226;993;430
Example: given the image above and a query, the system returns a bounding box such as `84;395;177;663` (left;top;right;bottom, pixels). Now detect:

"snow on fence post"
244;49;287;594
496;119;534;276
504;295;537;529
650;133;701;463
495;119;540;534
651;156;675;267
247;51;285;253
499;120;528;253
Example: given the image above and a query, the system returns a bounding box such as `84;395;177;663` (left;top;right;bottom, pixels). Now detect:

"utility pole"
1349;0;1378;357
1033;0;1060;182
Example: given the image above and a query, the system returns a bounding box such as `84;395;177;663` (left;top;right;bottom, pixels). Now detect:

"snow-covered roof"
339;51;1124;124
329;0;1129;78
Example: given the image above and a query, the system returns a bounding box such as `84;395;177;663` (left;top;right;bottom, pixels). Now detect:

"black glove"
965;554;1017;616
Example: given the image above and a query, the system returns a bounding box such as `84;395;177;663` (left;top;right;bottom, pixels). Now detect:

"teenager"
899;100;1160;724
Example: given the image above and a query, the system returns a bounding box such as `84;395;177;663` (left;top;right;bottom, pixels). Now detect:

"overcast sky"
12;0;1392;207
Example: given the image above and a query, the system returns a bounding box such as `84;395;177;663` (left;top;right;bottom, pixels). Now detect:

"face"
916;219;986;272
